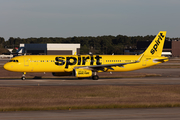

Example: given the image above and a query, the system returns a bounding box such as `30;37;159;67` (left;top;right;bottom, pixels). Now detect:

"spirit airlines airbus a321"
4;31;168;80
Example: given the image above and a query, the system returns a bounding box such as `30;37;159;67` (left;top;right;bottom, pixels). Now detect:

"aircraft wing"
74;54;143;71
74;61;139;71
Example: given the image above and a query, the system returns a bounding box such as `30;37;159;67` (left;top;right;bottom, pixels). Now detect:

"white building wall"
47;44;80;55
19;43;80;55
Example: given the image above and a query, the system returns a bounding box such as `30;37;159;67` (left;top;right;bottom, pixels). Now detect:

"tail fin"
143;31;166;57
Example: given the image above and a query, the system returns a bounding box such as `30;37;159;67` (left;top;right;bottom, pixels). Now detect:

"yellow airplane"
4;31;168;80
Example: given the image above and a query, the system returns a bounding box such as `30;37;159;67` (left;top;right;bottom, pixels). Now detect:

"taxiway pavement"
1;108;180;120
0;68;180;86
1;77;180;86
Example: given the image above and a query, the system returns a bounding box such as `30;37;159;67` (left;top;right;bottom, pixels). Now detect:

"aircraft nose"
3;63;13;71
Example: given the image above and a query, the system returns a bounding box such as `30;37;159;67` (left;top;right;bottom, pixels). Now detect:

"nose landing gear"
21;72;26;80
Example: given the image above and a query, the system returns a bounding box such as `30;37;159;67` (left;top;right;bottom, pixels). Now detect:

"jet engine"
73;69;92;78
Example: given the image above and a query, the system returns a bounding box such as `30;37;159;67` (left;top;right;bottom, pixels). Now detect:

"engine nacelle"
73;69;92;78
52;72;72;76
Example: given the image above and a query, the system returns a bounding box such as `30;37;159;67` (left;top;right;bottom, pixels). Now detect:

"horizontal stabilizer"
153;58;169;63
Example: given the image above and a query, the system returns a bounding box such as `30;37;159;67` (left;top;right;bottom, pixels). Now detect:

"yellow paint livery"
4;31;168;80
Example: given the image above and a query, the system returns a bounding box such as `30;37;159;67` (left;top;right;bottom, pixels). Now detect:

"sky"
0;0;180;40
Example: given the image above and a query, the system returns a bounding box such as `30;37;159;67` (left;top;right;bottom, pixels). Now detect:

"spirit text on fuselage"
55;55;102;68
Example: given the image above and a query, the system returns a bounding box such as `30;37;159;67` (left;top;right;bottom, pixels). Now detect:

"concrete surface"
1;108;180;120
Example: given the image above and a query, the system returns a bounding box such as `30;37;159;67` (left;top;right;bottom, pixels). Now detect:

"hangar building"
124;40;180;57
16;43;80;55
136;40;180;57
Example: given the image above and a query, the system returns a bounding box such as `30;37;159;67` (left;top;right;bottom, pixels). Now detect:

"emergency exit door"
24;57;29;66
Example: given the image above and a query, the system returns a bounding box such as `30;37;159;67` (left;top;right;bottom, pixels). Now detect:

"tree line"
0;35;175;55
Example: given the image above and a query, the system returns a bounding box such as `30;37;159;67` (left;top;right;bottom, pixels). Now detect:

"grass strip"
1;85;180;111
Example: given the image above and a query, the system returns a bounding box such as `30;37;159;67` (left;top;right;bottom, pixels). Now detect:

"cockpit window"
9;60;19;62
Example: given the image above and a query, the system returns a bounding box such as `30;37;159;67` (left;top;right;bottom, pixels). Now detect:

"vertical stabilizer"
143;31;166;57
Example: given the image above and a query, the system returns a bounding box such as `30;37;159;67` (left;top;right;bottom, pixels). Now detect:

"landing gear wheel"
21;72;26;80
92;75;99;80
21;77;26;80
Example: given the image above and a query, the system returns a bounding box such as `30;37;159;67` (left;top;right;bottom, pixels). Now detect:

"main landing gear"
92;75;99;80
21;72;26;80
92;72;99;80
